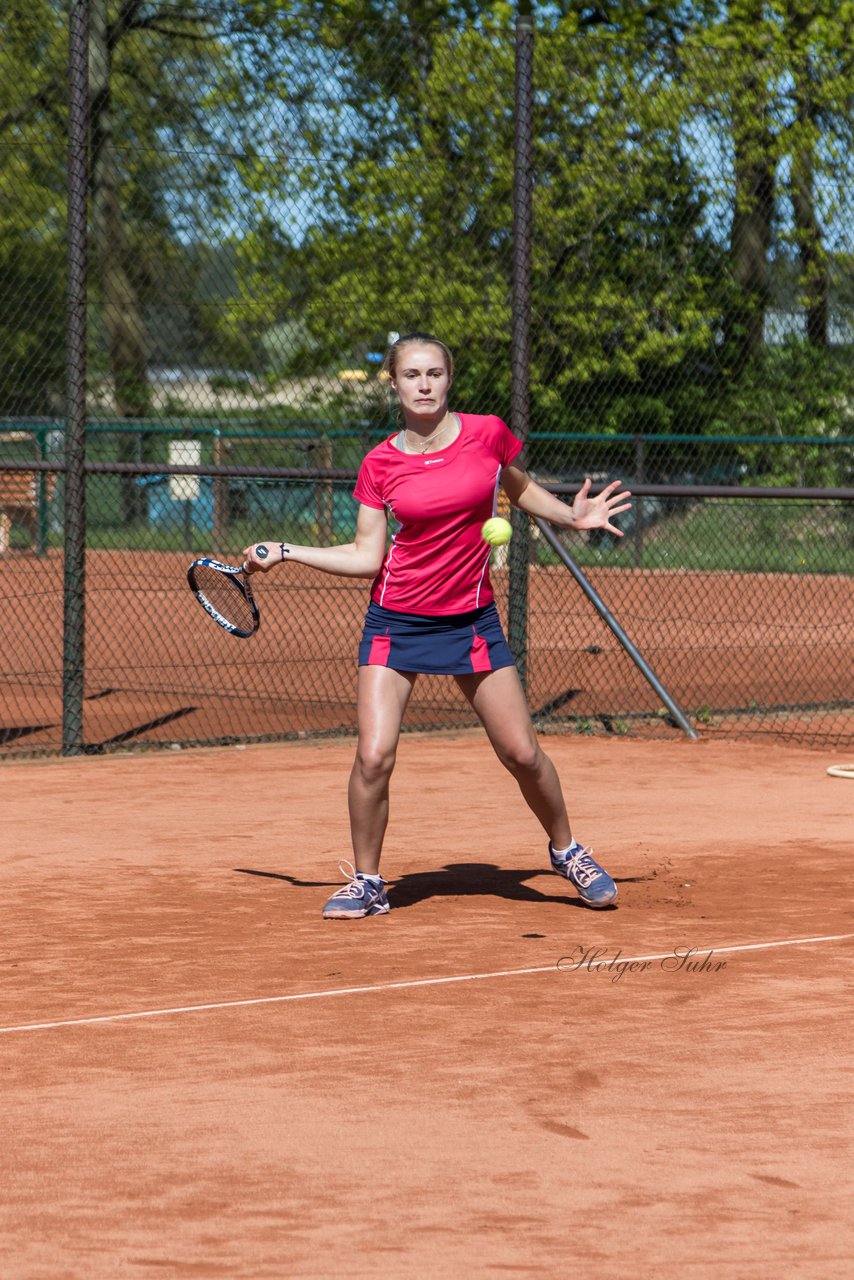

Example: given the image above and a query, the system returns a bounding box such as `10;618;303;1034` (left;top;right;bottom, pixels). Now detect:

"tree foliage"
0;1;67;412
0;0;851;484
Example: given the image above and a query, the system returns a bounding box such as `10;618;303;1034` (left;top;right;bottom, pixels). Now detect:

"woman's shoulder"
457;412;521;453
359;434;399;467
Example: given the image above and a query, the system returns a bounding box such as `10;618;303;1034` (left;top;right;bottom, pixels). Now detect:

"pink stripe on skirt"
470;632;492;672
368;634;392;666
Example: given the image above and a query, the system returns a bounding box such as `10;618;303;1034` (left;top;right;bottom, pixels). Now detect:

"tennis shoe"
322;861;390;919
549;842;617;908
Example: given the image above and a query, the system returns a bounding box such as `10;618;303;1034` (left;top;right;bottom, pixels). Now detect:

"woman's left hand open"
570;478;633;536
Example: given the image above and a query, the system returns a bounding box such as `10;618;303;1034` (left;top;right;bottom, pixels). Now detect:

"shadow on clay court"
234;863;653;910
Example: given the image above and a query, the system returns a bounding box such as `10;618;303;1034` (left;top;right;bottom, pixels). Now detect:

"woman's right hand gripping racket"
187;546;269;638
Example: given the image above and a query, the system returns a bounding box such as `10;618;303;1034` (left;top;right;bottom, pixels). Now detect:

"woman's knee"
496;737;543;777
354;740;397;786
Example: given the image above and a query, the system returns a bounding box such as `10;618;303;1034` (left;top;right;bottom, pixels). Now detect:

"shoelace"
328;859;383;900
560;846;603;889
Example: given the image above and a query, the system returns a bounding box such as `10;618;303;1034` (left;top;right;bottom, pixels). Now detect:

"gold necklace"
403;415;456;454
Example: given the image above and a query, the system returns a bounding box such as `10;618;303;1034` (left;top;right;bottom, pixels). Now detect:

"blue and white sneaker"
322;861;390;919
549;842;618;908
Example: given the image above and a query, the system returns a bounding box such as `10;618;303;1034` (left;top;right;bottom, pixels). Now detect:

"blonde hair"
381;332;455;383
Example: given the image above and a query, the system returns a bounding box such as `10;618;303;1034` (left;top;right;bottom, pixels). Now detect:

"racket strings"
193;564;256;632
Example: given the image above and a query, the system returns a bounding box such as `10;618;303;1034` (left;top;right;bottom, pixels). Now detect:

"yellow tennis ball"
481;516;513;546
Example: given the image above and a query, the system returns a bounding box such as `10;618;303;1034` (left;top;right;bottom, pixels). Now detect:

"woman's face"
391;343;452;420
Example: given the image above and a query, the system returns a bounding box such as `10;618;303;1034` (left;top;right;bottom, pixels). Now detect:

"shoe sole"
577;890;618;909
322;903;391;919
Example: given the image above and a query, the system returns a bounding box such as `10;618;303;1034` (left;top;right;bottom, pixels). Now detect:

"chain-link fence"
1;2;852;757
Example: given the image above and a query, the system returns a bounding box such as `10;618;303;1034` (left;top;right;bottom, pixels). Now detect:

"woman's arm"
501;463;632;536
242;502;388;577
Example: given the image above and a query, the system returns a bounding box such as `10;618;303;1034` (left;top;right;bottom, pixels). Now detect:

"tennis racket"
187;549;265;638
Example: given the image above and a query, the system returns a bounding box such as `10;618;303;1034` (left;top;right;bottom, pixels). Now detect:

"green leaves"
0;1;851;461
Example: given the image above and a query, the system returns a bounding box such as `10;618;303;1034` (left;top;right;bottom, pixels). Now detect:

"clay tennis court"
2;550;853;752
2;732;852;1277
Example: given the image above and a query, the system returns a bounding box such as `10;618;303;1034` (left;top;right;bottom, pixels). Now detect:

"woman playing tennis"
243;332;631;919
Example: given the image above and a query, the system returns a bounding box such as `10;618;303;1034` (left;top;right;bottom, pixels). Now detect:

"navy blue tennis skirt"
358;601;516;675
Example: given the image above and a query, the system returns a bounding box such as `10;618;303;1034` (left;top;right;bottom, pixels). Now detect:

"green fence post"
62;0;89;756
508;0;534;688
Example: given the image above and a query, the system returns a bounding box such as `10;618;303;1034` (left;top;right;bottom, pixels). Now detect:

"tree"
781;0;854;348
1;1;301;513
89;0;150;435
530;17;726;441
687;1;854;362
222;3;726;460
724;3;777;371
0;1;67;414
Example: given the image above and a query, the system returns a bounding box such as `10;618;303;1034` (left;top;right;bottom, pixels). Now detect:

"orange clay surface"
2;733;853;1278
2;551;853;753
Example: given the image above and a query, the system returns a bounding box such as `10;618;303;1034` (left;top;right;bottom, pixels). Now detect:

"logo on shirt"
424;457;445;465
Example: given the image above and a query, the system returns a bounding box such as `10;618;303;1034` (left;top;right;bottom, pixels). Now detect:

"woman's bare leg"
455;665;572;849
349;665;417;875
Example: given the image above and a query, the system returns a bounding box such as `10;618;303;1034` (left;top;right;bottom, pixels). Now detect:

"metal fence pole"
534;518;698;741
62;0;89;756
36;427;49;556
212;429;228;554
509;0;534;688
633;433;644;568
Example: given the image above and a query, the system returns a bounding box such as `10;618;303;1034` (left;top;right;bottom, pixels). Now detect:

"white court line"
1;932;852;1036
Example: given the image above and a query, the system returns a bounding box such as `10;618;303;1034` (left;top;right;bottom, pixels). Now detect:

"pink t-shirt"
353;412;523;615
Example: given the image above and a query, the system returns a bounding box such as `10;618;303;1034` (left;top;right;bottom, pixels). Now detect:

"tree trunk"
89;0;151;525
724;0;776;374
726;102;775;372
790;146;828;346
789;36;828;347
